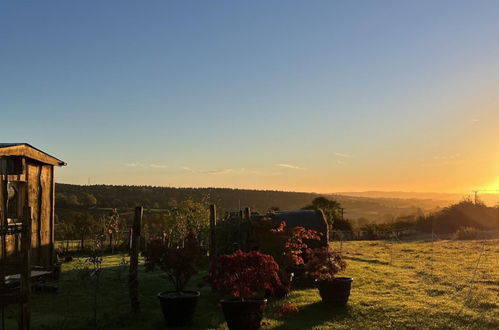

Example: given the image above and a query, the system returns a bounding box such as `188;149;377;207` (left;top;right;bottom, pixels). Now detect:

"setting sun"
485;177;499;191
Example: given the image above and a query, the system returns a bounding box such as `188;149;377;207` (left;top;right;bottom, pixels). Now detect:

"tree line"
55;183;445;222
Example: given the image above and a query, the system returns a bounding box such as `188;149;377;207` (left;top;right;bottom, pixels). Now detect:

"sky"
1;1;498;194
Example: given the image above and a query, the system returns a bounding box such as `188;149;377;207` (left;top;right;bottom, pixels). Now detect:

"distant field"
4;239;498;329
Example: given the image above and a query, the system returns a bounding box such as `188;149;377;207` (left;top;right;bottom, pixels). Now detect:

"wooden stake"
129;206;142;314
243;207;251;221
209;204;216;260
0;176;8;287
20;206;32;330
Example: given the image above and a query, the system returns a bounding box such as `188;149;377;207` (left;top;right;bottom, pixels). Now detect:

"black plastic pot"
316;277;353;306
158;290;200;327
221;299;267;330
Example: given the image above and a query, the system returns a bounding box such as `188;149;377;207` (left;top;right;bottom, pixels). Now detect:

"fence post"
1;176;8;285
209;204;217;260
243;207;251;221
129;206;142;314
235;210;243;250
20;206;32;330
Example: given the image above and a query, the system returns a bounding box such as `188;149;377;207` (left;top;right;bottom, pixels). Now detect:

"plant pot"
221;299;267;330
316;277;353;306
158;290;200;327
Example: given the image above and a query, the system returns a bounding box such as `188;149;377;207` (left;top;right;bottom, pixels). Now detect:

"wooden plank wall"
0;161;55;269
0;175;6;263
40;165;52;265
27;163;40;264
26;162;54;268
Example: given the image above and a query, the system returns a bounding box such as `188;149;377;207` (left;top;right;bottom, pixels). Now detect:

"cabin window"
7;182;20;221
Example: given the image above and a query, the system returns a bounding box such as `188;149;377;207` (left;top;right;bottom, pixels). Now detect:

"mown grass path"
3;239;498;329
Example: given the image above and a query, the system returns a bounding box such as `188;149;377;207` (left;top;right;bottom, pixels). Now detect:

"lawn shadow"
346;256;389;265
273;302;352;330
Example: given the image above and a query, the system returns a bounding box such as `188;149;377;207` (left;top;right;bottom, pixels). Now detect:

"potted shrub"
143;232;204;327
209;250;282;330
248;218;322;295
306;247;352;306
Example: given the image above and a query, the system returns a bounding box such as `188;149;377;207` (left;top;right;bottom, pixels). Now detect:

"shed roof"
271;210;328;233
0;143;66;166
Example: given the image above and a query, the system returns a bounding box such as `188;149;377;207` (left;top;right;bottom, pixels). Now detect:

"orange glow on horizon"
484;177;499;191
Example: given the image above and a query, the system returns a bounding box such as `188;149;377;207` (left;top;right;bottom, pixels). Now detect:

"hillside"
338;191;499;206
55;184;450;222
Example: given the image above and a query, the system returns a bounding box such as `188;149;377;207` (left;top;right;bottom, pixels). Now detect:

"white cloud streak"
334;152;353;158
277;163;306;170
124;163;167;169
150;164;168;169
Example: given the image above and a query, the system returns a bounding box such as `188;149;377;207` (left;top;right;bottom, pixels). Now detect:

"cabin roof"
271;209;328;233
0;143;66;166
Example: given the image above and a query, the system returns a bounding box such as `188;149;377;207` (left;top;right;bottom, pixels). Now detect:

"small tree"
305;247;346;281
303;197;344;234
209;250;282;300
71;212;96;251
165;198;210;247
81;193;98;206
143;231;205;293
104;209;119;253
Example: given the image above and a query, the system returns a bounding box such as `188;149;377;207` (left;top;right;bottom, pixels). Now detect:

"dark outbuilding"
270;210;329;246
0;143;65;276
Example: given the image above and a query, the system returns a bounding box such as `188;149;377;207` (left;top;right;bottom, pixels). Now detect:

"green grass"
3;239;498;329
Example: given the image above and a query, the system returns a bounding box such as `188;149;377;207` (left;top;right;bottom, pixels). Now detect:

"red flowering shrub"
305;247;346;281
209;250;282;300
143;231;205;293
247;218;322;297
284;226;322;266
250;218;321;271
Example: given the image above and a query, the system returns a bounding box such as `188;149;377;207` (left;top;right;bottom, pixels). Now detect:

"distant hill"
337;191;499;206
55;184;454;223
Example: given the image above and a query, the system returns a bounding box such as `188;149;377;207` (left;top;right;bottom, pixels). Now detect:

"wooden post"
129;206;142;314
243;207;251;221
209;204;216;260
236;210;243;250
20;206;32;330
242;208;251;250
0;176;8;287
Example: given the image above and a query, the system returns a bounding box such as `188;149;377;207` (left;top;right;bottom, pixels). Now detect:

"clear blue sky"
1;1;499;193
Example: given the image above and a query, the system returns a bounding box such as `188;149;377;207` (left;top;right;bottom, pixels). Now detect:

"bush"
305;247;346;281
209;250;282;300
143;232;205;292
247;218;322;297
453;226;481;240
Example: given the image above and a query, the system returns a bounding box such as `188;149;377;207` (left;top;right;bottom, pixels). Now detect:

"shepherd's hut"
0;143;65;275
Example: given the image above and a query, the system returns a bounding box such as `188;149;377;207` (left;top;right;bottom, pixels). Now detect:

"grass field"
3;238;498;329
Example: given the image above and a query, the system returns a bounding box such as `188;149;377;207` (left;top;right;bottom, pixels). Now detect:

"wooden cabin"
0;143;65;274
